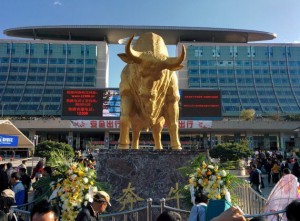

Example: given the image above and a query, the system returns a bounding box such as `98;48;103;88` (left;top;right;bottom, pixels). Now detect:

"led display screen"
179;90;222;120
61;88;221;120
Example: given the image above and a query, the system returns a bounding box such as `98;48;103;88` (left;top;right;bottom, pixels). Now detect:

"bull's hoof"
171;145;182;151
131;146;139;150
153;146;163;150
118;144;130;150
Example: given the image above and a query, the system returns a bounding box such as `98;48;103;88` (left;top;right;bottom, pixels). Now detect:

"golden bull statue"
118;32;185;150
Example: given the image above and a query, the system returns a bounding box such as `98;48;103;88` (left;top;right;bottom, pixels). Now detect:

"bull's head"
118;33;185;122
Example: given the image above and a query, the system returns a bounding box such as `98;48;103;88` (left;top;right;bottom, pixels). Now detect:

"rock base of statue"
95;149;203;214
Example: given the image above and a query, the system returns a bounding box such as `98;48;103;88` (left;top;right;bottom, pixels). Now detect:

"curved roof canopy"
4;25;276;44
0;120;34;149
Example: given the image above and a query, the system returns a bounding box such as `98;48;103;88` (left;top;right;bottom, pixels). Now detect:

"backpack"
252;169;261;184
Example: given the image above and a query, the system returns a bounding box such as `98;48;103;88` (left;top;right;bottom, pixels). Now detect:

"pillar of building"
203;133;208;149
216;135;222;146
263;134;270;149
234;133;241;143
75;132;81;150
295;130;300;149
67;131;74;147
104;131;110;148
28;130;36;142
279;132;286;151
246;132;254;149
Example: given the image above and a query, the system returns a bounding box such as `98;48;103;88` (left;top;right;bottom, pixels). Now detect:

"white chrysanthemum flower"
84;192;93;202
219;170;227;177
83;177;89;184
208;165;214;170
198;179;203;184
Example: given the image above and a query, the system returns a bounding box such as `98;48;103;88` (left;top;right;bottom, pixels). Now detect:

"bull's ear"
118;53;135;64
168;65;184;71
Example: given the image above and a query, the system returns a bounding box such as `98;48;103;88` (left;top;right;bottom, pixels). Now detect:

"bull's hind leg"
131;118;143;149
165;96;182;150
152;117;165;150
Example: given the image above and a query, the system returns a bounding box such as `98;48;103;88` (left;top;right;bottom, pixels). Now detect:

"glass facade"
0;41;105;116
184;44;300;117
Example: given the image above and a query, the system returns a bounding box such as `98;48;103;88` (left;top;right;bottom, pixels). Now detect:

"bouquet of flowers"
188;161;233;202
50;162;98;221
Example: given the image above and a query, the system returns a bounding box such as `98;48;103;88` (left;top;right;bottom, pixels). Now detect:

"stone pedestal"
96;149;202;212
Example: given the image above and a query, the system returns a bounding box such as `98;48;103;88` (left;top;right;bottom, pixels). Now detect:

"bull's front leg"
118;95;132;149
152;117;165;150
118;116;130;149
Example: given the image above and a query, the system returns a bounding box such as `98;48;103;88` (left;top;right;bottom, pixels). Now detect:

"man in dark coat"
0;164;8;193
75;190;111;221
249;164;262;195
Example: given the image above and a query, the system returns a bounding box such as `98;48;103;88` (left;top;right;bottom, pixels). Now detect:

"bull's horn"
165;45;186;71
125;35;142;64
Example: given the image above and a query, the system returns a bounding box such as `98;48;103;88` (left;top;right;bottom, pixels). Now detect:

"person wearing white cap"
0;189;18;221
75;190;111;221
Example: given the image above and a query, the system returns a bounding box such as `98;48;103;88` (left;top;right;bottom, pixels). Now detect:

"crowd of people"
1;149;300;220
0;153;98;221
248;149;300;196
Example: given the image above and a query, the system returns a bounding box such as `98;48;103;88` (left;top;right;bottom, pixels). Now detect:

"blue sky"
1;0;300;87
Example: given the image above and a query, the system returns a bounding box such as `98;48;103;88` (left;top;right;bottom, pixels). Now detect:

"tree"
210;142;252;163
34;140;74;161
240;109;255;121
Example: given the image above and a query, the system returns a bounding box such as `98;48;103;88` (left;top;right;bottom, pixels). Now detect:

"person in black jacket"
0;164;8;193
19;168;31;204
31;199;59;221
264;159;272;186
249;164;262;195
75;190;111;221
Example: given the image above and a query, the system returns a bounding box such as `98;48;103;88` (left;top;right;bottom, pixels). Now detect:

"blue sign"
0;134;19;147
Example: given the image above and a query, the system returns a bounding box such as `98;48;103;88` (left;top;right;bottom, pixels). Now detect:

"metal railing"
235;181;267;215
11;188;52;221
11;183;287;221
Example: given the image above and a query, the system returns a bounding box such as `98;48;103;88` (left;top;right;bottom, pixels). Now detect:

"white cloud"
292;35;300;43
293;38;300;43
53;1;62;6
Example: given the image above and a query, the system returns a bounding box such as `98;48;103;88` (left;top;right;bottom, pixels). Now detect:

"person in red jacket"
30;160;44;181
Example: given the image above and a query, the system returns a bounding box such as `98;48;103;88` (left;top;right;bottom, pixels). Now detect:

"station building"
1;25;300;152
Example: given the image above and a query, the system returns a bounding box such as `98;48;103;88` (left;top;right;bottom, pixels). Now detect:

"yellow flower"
202;161;207;169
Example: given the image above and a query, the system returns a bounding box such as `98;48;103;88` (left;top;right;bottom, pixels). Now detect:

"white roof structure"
0;120;34;149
